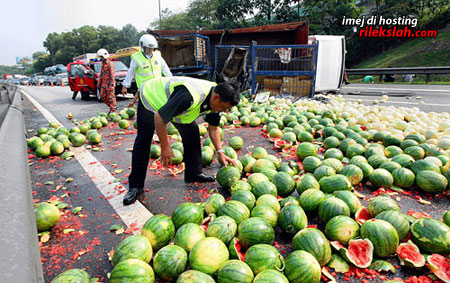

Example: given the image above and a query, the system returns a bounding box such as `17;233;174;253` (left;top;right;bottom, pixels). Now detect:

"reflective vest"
131;50;163;88
140;77;217;124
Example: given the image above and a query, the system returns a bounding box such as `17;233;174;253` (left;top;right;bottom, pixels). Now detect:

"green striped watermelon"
416;170;448;194
172;202;204;229
110;259;155;283
218;200;250;225
292;228;332;266
217;166;241;189
256;195;281;214
375;211;410;241
250;206;278;228
253;181;277;198
247;173;270;188
404;146;425;160
205;193;226;215
319;174;352;193
322;158;344;173
141;214;175;251
313;165;336;181
410;218;450;254
252;159;276;173
443;210;450;227
333;190;361;214
379;161;402;173
296;142;317;160
253;270;289;283
341;165;364;186
35;202;60;232
244;244;284;275
272;172;295;197
50;269;91;283
217;260;254;283
324;148;344;160
176;270;215;283
112;235;153;266
369;168;394;188
392;168;415;189
174;223;206;252
238;217;275;248
360;219;399;257
368;196;400;217
299;189;326;212
284;250;321;283
206;216;237;245
391;154;415;168
153;245;188;281
325;215;360;245
296;174;320;194
189;237;230;276
368;155;388;169
231;181;252;195
278;204;308;234
230;190;256;210
303;156;322;173
318;197;350;223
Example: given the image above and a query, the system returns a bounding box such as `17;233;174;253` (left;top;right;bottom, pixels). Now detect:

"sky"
0;0;190;65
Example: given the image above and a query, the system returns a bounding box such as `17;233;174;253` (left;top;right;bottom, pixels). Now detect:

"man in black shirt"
124;77;240;205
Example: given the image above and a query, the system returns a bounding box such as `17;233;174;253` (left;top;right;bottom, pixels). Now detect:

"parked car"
55;73;68;86
45;76;57;86
11;79;20;85
19;77;32;85
31;76;46;86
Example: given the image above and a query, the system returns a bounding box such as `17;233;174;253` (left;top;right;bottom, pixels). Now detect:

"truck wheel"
96;89;102;102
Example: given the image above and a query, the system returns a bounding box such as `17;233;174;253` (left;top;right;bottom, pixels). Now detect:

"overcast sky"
0;0;190;65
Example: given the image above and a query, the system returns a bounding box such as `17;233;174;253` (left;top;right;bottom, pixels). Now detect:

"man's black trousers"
128;99;203;189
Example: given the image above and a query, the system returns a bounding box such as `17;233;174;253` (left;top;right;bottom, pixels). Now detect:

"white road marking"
344;97;450;108
21;89;152;233
343;86;450;93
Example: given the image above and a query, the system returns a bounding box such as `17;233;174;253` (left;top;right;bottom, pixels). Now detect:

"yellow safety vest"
131;50;163;88
140;77;217;124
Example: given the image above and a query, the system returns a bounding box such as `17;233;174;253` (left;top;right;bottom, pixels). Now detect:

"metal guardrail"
346;66;450;83
0;84;45;283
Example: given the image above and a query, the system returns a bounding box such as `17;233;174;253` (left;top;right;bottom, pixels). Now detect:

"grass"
350;27;450;84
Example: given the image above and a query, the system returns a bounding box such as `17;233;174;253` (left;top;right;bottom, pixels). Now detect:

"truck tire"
96;89;102;102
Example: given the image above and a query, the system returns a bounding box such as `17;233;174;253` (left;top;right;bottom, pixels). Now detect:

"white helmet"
96;48;110;59
140;34;158;49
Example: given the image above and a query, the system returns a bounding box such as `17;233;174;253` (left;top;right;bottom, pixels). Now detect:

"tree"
215;0;252;28
43;32;62;65
273;0;300;24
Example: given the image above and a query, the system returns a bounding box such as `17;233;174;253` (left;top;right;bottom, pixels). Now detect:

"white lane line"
344;97;450;108
343;86;450;93
21;89;152;233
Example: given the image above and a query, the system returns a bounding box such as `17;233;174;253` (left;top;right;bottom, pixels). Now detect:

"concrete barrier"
0;84;44;283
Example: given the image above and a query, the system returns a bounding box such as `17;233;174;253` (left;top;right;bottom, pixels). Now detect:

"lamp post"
159;0;162;30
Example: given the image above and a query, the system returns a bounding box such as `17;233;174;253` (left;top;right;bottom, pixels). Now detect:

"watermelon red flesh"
427;254;450;283
344;239;373;268
396;241;425;268
201;214;215;232
355;206;372;225
229;237;245;261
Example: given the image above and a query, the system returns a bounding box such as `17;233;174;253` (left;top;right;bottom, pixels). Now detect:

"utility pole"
159;0;162;30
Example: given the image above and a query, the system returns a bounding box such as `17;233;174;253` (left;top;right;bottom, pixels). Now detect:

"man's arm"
154;112;173;165
208;125;236;166
160;57;172;77
122;58;137;93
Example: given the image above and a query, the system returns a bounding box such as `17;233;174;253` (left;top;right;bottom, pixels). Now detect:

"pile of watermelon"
49;95;450;282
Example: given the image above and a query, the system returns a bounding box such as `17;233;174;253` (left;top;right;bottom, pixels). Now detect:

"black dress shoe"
185;173;215;183
123;188;143;205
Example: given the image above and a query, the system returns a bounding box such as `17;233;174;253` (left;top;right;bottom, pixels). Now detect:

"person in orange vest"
96;49;117;114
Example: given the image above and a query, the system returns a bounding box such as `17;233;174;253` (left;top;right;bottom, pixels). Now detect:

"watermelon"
250;206;278;228
298;131;314;143
252;159;276;173
153;245;188;281
112;235;152;266
241;155;256;173
410;218;450;254
324;148;344;160
322;158;344;173
202;150;214;166
247;173;269;188
355;207;372;225
416;170;448;194
427;254;450;283
229;136;244;150
325;215;360;245
411;159;441;175
318;197;350;223
253;270;289;283
319;175;352;193
368;196;400;217
244;244;284;275
231;181;252;195
360;219;399;257
272;172;295;197
443;210;450;227
189;237;229;276
252;181;277;198
292;228;332;266
217;166;241;189
278;204;308;234
35;202;60;232
205;193;226;215
172;202;204;229
368;259;395;273
176;270;215;283
327;254;350;273
110;259;154;283
230;190;256;210
368;154;388;169
392;167;415;189
303;156;322;173
284;250;321;283
396;240;425;268
280;196;299;207
252;147;267;159
405;146;426;160
392;154;415;168
238;217;274;248
228;237;245;261
217;260;254;283
174;223;206;252
340;165;364;186
296;174;320;194
379;161;402;173
218;200;250;225
384;145;403;158
346;143;365;158
259;168;278;182
369;168;394;188
375;210;410;241
142;214;175;251
299;189;325;212
313;165;336;181
323;136;340;149
296;142;317;160
50;269;91;283
341;239;374;268
206;216;237;245
333;190;361;215
256;195;281;214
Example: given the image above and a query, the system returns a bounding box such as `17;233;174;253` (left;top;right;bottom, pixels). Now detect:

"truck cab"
67;58;137;101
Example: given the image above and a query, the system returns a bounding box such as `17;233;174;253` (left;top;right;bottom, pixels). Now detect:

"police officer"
123;76;240;205
122;34;172;106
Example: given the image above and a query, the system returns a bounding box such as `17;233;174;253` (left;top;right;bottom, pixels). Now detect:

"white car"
55;73;69;86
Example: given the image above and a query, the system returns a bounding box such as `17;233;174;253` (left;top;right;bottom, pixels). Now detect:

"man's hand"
218;152;236;167
122;86;127;95
161;145;175;166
